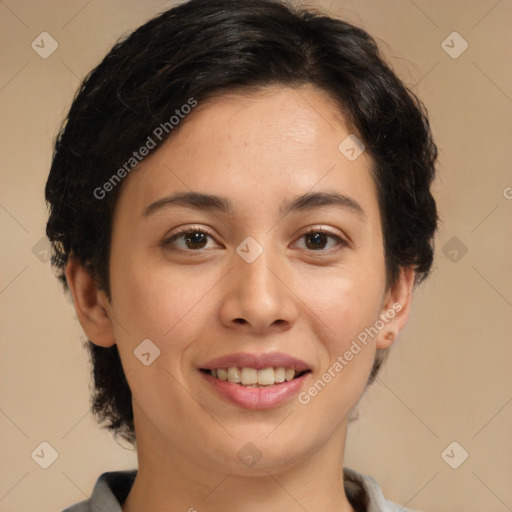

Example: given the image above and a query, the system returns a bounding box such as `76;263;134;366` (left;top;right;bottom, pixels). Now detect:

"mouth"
198;352;312;410
199;367;311;387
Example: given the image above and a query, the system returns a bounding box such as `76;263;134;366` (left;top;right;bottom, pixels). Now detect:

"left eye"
293;229;346;251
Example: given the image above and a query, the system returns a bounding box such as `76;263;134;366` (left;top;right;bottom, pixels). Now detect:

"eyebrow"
142;190;366;219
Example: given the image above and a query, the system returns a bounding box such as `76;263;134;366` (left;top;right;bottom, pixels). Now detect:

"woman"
45;0;438;510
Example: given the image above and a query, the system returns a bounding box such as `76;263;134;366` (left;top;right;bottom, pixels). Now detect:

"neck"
122;405;355;512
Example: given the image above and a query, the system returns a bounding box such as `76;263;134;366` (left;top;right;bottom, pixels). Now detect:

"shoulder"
61;470;137;512
344;467;421;512
63;467;419;512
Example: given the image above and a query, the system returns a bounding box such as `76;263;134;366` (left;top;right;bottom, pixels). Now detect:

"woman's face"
100;84;409;472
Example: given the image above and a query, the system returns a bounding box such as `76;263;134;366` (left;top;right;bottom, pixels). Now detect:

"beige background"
1;0;511;511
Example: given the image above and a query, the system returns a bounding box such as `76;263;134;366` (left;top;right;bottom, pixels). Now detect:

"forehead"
113;84;379;223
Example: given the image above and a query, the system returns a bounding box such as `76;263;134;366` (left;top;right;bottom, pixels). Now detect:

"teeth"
240;367;258;385
227;367;241;383
210;366;300;386
274;367;286;383
257;367;275;386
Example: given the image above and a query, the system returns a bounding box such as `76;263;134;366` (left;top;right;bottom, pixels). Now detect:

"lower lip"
200;371;310;410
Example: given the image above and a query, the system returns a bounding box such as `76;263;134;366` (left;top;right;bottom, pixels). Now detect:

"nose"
219;246;298;335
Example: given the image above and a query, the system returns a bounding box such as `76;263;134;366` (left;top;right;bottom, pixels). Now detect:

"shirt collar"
82;467;410;512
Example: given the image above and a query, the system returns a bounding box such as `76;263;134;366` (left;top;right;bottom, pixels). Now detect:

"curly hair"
45;0;438;447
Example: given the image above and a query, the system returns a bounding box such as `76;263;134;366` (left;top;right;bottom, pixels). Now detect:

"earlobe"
65;254;116;347
376;267;415;350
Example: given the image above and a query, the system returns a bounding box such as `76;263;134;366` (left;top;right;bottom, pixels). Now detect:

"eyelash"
161;225;348;254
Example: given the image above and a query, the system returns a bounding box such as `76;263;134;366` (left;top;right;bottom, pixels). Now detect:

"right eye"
161;226;221;253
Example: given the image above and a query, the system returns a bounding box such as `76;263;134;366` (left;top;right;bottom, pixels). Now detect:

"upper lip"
200;352;311;372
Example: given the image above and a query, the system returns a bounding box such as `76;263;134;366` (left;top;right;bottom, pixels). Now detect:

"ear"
65;253;116;347
376;267;415;350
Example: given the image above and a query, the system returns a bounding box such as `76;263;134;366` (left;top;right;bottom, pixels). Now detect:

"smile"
202;367;310;387
199;351;312;409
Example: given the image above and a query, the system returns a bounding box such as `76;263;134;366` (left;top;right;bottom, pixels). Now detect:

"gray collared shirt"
61;468;418;512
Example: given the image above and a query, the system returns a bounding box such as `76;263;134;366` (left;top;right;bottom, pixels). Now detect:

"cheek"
108;262;218;411
110;258;220;351
296;276;382;418
298;262;385;345
301;267;385;402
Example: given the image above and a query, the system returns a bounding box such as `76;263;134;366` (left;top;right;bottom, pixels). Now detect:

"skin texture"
66;84;415;512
